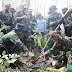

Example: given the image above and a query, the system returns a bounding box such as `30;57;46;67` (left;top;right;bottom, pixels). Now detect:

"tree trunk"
44;0;46;17
26;0;31;9
2;0;4;9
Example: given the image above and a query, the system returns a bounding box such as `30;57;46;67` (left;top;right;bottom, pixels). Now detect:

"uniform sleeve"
12;34;27;51
0;11;4;22
15;11;22;22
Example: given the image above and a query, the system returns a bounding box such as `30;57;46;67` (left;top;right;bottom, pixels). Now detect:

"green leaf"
2;55;8;60
28;52;35;57
52;60;58;66
31;55;37;59
38;37;41;46
18;57;26;64
9;54;20;59
2;50;6;56
0;58;3;63
8;59;17;63
6;62;10;68
60;24;65;37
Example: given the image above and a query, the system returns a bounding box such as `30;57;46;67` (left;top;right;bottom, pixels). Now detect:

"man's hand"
30;21;33;25
49;22;54;26
21;15;27;19
0;21;6;26
66;24;71;28
51;31;60;42
66;24;71;31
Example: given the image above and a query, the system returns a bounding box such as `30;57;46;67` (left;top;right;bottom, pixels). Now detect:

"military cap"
62;7;68;13
48;5;57;14
14;23;26;32
10;8;16;12
5;3;11;6
37;13;42;16
49;5;57;10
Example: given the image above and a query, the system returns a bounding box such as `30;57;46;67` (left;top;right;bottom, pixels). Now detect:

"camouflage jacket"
47;12;62;30
44;36;72;56
27;14;36;30
0;10;12;26
0;30;26;53
15;10;30;30
64;14;72;25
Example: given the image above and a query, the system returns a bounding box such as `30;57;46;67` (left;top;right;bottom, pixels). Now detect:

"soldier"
47;5;62;49
27;8;36;34
0;4;11;26
62;7;68;15
0;23;29;54
47;5;62;31
59;8;72;37
62;8;71;37
38;30;72;67
15;3;31;48
15;3;29;29
10;8;16;29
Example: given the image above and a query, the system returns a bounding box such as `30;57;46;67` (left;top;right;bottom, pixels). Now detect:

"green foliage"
60;24;65;37
31;55;37;60
16;68;20;72
29;52;35;57
31;32;48;47
0;26;10;32
29;52;37;59
2;50;6;56
0;51;20;71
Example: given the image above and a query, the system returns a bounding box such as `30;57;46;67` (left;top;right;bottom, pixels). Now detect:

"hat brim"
14;28;25;32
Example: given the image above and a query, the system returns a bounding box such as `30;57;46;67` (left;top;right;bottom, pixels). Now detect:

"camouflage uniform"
44;35;72;66
64;15;72;37
47;12;62;30
67;51;72;72
27;14;36;31
15;10;30;30
0;30;26;54
9;8;16;29
0;10;11;26
47;12;62;49
15;10;31;48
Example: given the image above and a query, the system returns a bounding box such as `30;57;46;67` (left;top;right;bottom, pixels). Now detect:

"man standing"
62;7;72;37
10;8;16;29
15;3;29;30
0;4;11;26
47;5;62;31
27;8;36;34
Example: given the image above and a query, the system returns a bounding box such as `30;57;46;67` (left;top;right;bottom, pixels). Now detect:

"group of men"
0;3;72;70
0;3;38;54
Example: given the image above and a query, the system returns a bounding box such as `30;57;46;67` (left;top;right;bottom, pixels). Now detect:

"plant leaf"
2;50;6;56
